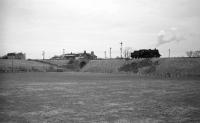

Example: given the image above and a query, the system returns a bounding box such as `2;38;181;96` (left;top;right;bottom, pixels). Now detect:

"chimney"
91;51;94;55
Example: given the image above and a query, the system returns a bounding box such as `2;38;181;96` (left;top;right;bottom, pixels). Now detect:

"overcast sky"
1;0;200;59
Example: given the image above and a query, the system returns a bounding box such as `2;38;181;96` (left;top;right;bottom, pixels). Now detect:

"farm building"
51;51;97;60
1;52;26;60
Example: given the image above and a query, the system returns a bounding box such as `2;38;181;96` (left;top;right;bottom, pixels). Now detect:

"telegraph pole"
104;51;107;59
110;47;112;59
168;48;171;58
11;55;14;72
42;51;45;72
42;51;45;60
62;49;65;59
63;49;65;55
120;42;123;59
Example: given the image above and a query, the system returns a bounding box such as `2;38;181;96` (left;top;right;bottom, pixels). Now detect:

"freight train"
131;49;161;59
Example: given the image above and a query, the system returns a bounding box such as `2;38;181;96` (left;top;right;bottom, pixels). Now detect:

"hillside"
81;59;128;73
154;58;200;77
38;59;82;71
0;59;57;72
81;58;200;78
38;59;70;67
0;59;83;72
1;58;200;78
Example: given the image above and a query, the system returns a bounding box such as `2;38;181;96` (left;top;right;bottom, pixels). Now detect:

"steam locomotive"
131;49;161;59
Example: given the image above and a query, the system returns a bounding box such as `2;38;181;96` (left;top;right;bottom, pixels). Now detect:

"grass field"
0;72;200;123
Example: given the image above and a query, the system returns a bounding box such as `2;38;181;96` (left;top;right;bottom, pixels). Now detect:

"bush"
138;66;156;74
119;62;138;73
68;59;75;64
119;58;157;74
64;59;80;71
137;58;152;68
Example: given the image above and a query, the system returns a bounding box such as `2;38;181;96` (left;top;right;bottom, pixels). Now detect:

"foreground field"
0;72;200;123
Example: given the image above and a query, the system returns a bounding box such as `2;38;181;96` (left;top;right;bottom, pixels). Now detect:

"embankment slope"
82;58;200;77
81;59;128;73
0;59;56;72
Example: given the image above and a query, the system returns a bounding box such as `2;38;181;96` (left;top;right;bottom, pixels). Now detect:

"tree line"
186;50;200;57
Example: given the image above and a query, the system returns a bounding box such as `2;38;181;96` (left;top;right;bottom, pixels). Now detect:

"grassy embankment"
82;58;200;78
1;58;200;78
0;59;56;72
0;59;81;72
81;59;128;73
37;59;70;67
40;59;81;71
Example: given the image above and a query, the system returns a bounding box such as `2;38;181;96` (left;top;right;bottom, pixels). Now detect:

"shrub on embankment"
35;59;83;71
62;59;81;71
39;59;70;67
81;58;200;78
118;58;158;74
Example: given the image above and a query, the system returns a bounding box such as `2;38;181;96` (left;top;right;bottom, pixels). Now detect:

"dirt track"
0;72;200;123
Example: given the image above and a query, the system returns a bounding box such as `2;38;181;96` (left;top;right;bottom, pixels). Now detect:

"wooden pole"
120;42;123;58
110;47;112;59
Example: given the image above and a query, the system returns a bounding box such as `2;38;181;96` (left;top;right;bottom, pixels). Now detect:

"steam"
156;27;185;47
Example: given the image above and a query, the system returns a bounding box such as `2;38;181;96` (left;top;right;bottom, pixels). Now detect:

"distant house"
1;52;26;60
51;51;97;60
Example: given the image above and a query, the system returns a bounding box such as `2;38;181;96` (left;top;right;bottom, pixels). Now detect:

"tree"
193;51;200;57
186;51;193;57
186;50;200;57
123;47;134;58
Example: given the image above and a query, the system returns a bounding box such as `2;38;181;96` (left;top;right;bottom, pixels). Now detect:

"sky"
1;0;200;59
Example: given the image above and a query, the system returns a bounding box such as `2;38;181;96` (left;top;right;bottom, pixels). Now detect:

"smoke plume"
156;27;185;47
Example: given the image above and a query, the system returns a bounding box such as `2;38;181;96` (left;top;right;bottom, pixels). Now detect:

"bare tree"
123;47;133;58
186;51;193;57
186;50;200;57
193;50;200;57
